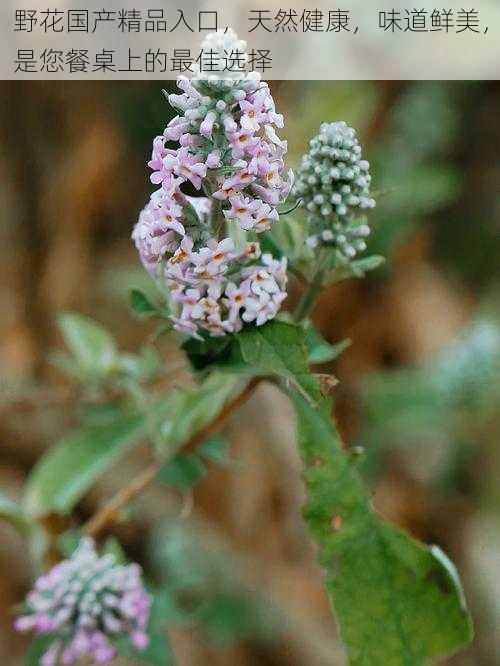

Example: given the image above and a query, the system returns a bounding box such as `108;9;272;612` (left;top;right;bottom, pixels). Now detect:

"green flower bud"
295;121;376;258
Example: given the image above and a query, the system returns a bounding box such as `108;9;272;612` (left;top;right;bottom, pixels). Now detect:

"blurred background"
0;80;499;665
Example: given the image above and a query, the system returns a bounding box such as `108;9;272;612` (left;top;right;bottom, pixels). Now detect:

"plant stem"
83;377;261;538
84;461;160;539
293;274;324;322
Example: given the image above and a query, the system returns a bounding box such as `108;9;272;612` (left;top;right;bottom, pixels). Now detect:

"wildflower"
199;111;217;138
224;195;261;230
240;91;270;131
241;255;288;327
169;236;195;265
185;195;212;223
163;240;287;338
244;242;262;260
163;147;207;190
205;150;222;169
191;238;235;278
171;316;201;338
15;538;151;666
254;202;279;232
148;135;168;172
247;146;273;177
228;128;261;160
163;116;191;142
224;198;280;233
224;281;250;325
213;170;255;200
133;28;291;339
133;193;186;274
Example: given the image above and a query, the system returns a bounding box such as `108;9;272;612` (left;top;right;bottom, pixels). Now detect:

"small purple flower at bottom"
15;538;151;665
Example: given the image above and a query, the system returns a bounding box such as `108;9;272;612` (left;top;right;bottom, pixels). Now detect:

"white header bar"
1;0;499;80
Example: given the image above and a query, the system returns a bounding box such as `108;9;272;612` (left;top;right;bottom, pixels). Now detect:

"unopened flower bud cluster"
133;28;291;338
15;538;150;666
295;121;375;258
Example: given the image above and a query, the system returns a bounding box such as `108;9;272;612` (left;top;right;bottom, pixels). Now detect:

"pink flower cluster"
151;72;292;232
132;188;213;276
166;238;287;337
132;187;187;275
15;538;151;666
132;28;291;338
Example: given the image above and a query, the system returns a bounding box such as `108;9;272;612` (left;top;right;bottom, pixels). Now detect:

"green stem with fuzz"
293;273;324;322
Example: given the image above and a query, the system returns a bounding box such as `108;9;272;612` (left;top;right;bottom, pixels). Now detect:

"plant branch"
84;461;160;539
293;245;334;321
83;377;261;538
293;275;324;322
288;263;310;285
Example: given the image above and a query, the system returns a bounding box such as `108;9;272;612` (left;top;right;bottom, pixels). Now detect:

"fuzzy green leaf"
237;320;320;403
23;414;144;518
181;335;245;372
158;373;240;450
102;535;128;563
158;453;206;489
305;327;352;364
117;347;161;382
0;492;30;532
130;288;160;317
349;254;386;276
326;254;386;284
26;635;55;665
293;394;473;665
57;312;117;379
198;437;231;465
23;372;240;521
57;531;82;558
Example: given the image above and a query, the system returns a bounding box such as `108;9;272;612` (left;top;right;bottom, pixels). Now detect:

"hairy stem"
84;377;261;538
293;275;324;322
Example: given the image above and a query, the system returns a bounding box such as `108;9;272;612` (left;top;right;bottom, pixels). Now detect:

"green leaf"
349;254;386;276
0;492;30;532
183;199;203;228
78;402;124;427
23;373;239;522
237;320;320;403
60;532;126;562
23;414;144;518
130;288;160;317
57;312;117;379
259;231;285;259
324;253;385;284
198;437;231;465
196;593;277;645
117;346;161;382
57;531;82;557
158;373;240;450
305;327;351;364
267;213;308;264
158;437;231;488
49;351;83;381
102;535;127;563
181;335;244;372
158;453;206;489
26;635;55;665
293;394;473;665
